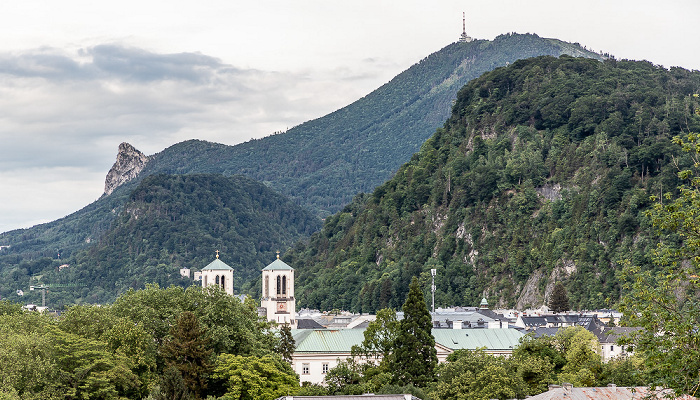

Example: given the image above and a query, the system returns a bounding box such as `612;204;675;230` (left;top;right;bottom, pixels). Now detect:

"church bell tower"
261;253;296;326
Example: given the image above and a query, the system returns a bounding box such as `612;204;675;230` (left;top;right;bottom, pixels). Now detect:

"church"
200;252;296;327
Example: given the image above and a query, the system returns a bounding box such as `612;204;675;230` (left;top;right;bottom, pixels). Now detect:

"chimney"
562;383;573;392
453;320;463;329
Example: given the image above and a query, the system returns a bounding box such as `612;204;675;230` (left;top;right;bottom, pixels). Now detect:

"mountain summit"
1;34;606;304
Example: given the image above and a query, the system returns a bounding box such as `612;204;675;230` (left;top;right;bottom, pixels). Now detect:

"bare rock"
104;142;149;196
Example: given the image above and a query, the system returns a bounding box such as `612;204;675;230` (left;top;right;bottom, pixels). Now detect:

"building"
528;384;697;400
291;328;525;385
201;253;234;296
277;395;421;400
261;254;296;326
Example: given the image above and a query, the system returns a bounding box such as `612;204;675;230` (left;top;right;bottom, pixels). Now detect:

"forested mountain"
285;56;700;313
0;174;320;306
0;33;604;304
144;34;603;217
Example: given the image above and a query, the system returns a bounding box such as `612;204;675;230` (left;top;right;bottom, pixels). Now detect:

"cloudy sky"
0;0;698;233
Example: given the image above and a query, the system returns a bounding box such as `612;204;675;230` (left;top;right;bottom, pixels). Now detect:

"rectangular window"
302;364;310;375
322;363;329;374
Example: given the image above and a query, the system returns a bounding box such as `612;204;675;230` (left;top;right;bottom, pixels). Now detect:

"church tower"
201;251;234;296
459;12;473;43
261;253;296;326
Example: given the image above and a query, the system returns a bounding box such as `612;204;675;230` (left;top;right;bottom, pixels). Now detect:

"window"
282;275;287;295
264;275;269;297
322;363;329;374
221;275;225;289
611;345;614;351
277;275;281;295
215;275;220;285
302;364;309;375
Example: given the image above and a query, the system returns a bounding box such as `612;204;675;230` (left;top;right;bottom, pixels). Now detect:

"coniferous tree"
162;311;213;399
276;324;296;364
549;282;570;313
390;276;437;387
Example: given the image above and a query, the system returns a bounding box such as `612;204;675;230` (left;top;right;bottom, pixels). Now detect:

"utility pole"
431;268;436;314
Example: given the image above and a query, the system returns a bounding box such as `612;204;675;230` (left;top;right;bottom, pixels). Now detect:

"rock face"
104;142;149;196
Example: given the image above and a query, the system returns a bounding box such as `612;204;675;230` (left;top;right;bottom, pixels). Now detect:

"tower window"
265;275;269;297
277;275;281;295
221;275;225;290
215;275;220;285
282;275;287;295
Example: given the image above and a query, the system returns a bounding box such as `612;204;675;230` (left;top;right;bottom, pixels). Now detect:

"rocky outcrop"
104;142;149;196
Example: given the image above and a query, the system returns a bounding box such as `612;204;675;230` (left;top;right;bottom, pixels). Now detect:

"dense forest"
0;174;320;306
286;55;700;312
145;34;603;217
0;34;602;291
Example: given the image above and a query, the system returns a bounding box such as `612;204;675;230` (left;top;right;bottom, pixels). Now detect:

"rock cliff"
104;142;149;196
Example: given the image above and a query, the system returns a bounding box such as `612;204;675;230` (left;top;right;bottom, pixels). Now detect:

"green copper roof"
291;328;524;353
262;258;293;271
202;258;233;271
292;329;365;353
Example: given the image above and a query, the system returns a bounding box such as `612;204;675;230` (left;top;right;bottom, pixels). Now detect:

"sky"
0;0;698;233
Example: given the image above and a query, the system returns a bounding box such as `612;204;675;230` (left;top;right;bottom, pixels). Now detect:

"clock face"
277;302;287;311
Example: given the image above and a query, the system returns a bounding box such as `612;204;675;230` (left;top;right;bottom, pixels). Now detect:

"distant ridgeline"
0;175;320;305
285;56;700;313
0;33;605;304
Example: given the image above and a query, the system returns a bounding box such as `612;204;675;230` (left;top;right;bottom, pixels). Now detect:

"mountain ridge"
0;34;607;304
285;56;700;312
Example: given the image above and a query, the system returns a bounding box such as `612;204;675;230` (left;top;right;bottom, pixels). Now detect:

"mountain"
284;56;700;313
142;34;604;217
1;174;320;305
0;33;605;303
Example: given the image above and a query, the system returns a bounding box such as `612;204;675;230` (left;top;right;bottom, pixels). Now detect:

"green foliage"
276;324;296;364
162;311;212;399
390;277;437;387
213;354;299;400
620;132;700;395
288;55;700;312
548;282;570;312
351;307;399;361
433;349;527;400
1;34;603;305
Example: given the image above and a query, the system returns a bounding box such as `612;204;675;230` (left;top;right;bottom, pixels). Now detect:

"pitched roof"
291;328;525;354
527;386;697;400
202;258;233;271
292;329;365;353
262;258;294;271
432;328;524;351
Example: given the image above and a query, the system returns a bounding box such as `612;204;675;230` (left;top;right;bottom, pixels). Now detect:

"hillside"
0;174;321;306
144;34;604;217
285;56;700;313
0;33;604;303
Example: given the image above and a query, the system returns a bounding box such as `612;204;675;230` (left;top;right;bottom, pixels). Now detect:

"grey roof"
276;395;420;400
433;328;524;351
202;258;233;271
527;386;696;400
296;318;325;330
262;258;294;271
596;327;642;343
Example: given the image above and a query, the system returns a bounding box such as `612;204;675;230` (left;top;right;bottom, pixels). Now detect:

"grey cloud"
0;45;249;83
88;45;230;83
